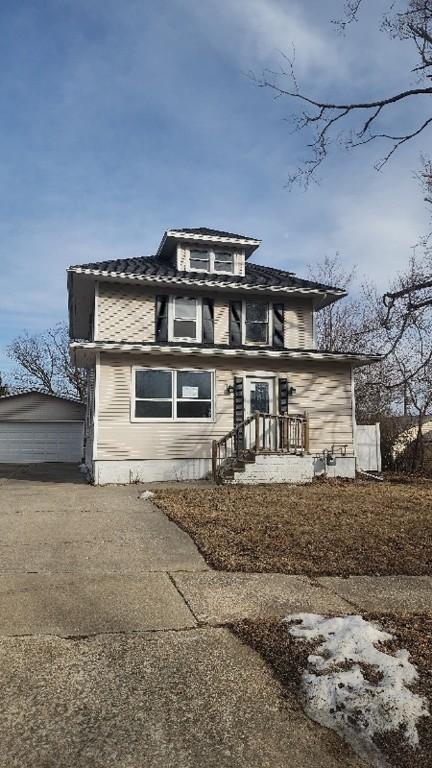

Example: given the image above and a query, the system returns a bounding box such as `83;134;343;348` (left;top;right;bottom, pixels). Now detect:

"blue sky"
0;0;430;372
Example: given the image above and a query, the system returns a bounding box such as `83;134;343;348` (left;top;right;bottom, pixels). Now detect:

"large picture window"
134;369;213;421
244;301;269;343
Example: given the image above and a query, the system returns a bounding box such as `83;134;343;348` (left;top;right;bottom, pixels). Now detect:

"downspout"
92;350;100;484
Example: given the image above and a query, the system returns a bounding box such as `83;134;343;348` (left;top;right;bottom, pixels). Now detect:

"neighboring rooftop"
0;389;82;404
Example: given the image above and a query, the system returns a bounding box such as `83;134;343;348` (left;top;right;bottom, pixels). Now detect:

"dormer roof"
157;227;261;260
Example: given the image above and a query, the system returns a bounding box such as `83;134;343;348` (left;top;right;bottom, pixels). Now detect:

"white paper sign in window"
182;386;199;399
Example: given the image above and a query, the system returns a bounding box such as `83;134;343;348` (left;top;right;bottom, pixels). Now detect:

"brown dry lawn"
155;480;432;576
231;614;432;768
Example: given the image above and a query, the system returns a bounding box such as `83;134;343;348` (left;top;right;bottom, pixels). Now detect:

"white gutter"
68;266;346;301
70;340;381;366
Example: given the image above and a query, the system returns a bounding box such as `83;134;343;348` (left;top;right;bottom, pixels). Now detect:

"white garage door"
0;422;84;463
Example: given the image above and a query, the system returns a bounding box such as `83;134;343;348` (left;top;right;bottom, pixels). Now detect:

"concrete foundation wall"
231;454;356;485
93;458;212;485
92;454;356;485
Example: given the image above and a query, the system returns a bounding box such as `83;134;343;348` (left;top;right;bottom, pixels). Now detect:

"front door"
245;377;275;450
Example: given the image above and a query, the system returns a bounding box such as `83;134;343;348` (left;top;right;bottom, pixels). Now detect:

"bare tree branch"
7;323;87;401
256;1;432;186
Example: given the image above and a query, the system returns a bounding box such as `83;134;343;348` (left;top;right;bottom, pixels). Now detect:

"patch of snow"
285;613;429;767
139;490;155;499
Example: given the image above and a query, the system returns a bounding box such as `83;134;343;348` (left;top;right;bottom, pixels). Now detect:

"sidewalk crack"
167;572;201;625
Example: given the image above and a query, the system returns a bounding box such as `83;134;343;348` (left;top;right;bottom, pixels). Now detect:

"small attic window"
190;249;211;271
214;251;234;273
188;248;234;274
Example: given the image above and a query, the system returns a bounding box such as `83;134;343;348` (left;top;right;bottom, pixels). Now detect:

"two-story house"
68;227;380;484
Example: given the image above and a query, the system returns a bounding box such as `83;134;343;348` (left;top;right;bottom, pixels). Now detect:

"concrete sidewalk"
170;571;432;625
0;475;426;768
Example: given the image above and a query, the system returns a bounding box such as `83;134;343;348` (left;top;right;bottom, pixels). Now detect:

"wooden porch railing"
212;411;309;482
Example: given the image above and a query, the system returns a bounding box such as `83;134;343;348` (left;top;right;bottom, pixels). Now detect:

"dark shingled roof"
169;227;260;240
70;255;344;294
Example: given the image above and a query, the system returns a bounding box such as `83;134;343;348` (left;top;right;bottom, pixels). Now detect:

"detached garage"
0;391;84;463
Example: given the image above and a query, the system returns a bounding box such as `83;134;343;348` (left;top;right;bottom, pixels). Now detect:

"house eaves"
70;340;381;369
67;266;346;305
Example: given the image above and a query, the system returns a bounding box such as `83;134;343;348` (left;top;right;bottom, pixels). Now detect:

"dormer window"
190;249;211;271
214;251;234;273
188;248;234;274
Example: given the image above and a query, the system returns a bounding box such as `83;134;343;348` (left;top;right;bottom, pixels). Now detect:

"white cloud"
185;0;344;80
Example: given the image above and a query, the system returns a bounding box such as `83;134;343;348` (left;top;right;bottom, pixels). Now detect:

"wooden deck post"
211;440;218;482
303;410;310;454
254;411;260;454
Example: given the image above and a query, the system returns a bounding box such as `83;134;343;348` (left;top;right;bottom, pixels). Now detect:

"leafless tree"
0;373;8;397
257;1;432;322
7;323;86;401
308;254;375;351
256;1;432;186
310;253;432;431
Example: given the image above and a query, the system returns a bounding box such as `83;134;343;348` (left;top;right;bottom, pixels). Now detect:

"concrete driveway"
0;469;363;768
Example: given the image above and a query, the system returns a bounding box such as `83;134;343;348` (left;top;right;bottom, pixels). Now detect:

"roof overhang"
157;229;261;260
67;267;345;308
70;341;381;369
0;389;82;404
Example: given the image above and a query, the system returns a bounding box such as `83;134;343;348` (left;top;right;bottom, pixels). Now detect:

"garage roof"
0;391;84;422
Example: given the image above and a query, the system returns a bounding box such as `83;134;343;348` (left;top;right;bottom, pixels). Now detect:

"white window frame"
187;247;235;275
188;249;211;272
131;367;215;423
242;300;273;346
168;295;202;343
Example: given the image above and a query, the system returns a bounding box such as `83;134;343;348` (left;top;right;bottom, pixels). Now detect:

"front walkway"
0;474;426;767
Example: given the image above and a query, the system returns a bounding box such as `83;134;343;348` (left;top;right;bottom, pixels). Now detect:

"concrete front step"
228;453;356;484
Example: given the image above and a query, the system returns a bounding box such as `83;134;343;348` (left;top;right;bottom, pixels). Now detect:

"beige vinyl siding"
96;281;315;350
214;297;315;349
234;251;245;276
177;244;188;271
84;369;96;466
97;283;155;342
0;393;84;422
214;301;229;344
284;299;314;348
95;353;353;460
97;354;233;460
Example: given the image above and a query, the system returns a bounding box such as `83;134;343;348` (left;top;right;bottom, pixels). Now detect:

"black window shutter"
229;301;242;346
234;376;245;450
202;298;214;345
278;378;289;414
155;295;168;342
272;303;284;348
